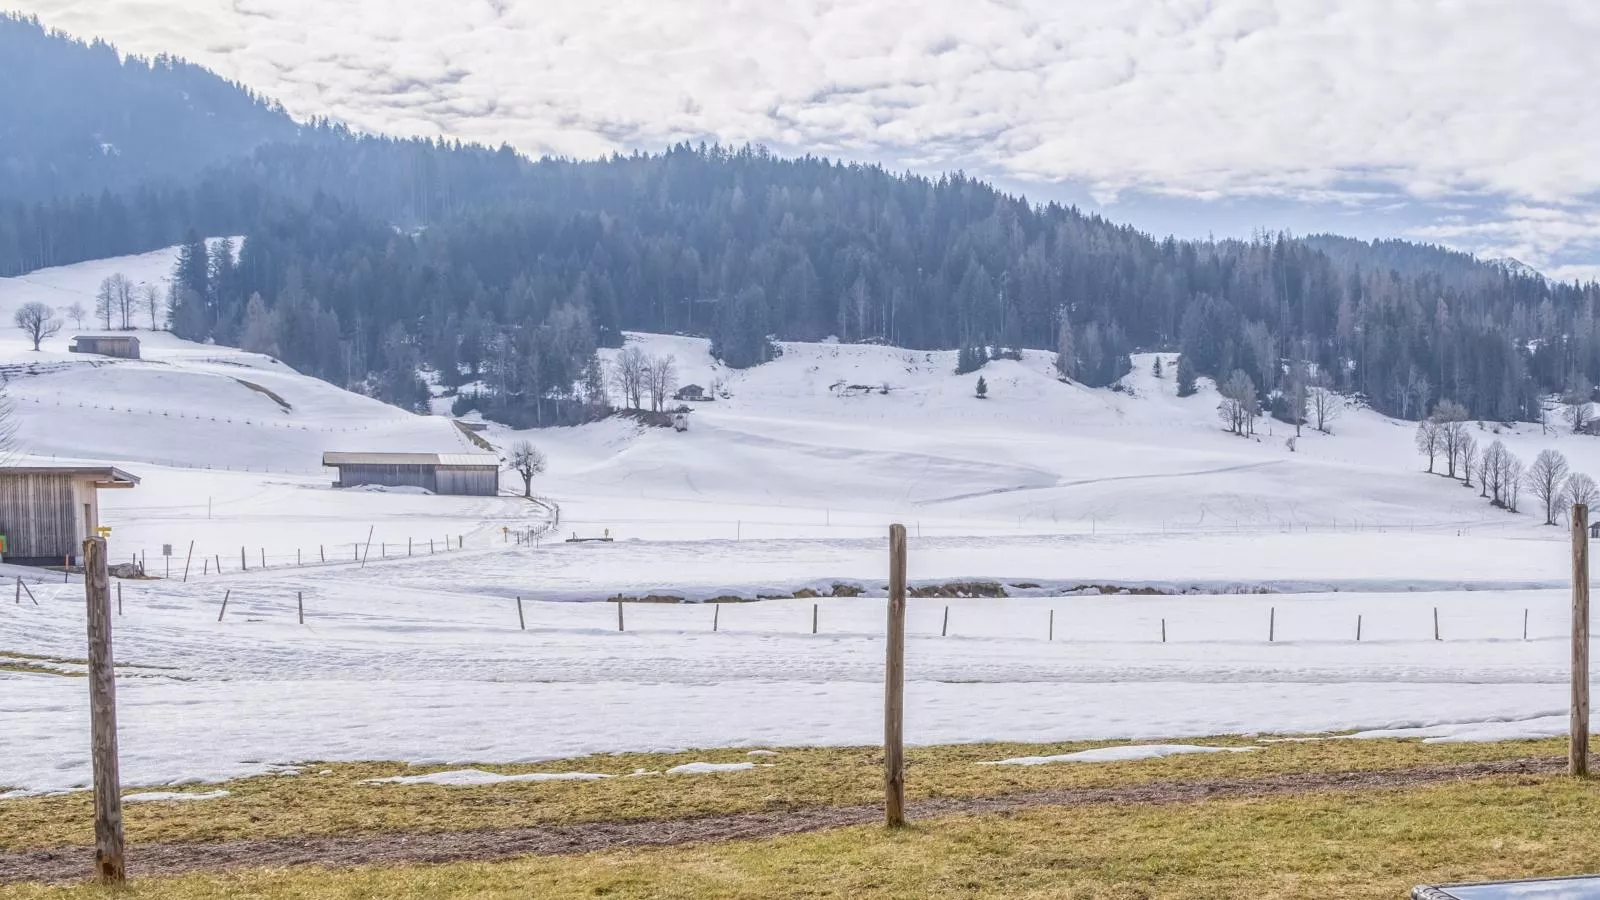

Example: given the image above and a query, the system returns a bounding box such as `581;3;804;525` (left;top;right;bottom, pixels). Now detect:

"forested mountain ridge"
0;14;296;203
4;15;1599;430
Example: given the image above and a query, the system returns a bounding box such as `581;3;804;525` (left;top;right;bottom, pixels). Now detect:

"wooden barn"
0;466;139;565
322;452;501;496
68;335;141;359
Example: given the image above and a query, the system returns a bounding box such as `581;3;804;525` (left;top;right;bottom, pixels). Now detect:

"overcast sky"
19;0;1600;280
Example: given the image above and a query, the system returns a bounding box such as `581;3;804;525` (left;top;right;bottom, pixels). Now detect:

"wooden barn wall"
0;473;81;560
334;464;437;492
434;467;500;496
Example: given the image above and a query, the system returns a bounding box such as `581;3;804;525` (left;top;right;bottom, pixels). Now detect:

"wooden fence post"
885;523;907;828
319;545;325;563
214;554;221;574
260;548;266;569
83;537;125;884
116;582;121;616
297;591;304;625
240;547;246;572
182;540;194;583
713;604;720;632
1161;618;1167;643
813;603;819;634
1434;606;1440;641
1269;606;1275;642
941;605;949;637
217;590;230;622
1525;608;1530;641
516;596;525;630
1048;609;1054;641
617;599;625;632
1356;614;1362;642
1573;504;1590;777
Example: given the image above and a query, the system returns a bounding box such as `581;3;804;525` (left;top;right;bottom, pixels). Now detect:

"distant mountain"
0;13;297;203
1485;257;1547;281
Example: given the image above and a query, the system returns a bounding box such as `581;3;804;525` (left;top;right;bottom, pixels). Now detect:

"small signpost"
162;543;172;579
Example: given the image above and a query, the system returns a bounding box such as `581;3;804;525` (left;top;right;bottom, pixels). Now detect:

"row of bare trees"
1417;402;1597;524
609;347;679;412
92;273;163;330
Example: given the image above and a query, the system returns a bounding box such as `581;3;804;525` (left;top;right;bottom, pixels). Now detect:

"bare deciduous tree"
1216;370;1259;436
508;440;547;499
1432;400;1469;479
1307;376;1342;434
646;354;679;412
1563;472;1598;517
64;302;87;329
96;273;134;330
13;302;60;351
1415;420;1442;473
143;284;164;330
609;347;648;410
1564;375;1594;434
1459;435;1478;489
1525;449;1571;525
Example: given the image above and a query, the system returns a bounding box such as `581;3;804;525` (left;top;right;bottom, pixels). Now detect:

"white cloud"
18;0;1600;268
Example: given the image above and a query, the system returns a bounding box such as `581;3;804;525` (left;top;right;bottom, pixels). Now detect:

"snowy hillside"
0;246;539;559
1;246;1594;796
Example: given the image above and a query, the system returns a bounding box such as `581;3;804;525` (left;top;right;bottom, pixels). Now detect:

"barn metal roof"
0;465;140;486
322;452;500;468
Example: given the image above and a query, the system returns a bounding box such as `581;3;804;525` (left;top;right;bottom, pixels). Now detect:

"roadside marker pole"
516;596;525;630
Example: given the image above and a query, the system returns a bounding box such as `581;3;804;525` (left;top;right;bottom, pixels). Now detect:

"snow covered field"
0;246;1592;795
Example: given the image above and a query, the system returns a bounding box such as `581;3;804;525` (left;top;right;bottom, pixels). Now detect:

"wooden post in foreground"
1573;504;1590;777
617;599;624;632
885;523;907;828
181;540;194;583
517;596;525;630
297;592;304;625
83;537;125;884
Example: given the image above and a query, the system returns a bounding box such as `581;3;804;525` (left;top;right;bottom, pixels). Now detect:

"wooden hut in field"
322;452;500;496
0;466;139;565
68;335;141;359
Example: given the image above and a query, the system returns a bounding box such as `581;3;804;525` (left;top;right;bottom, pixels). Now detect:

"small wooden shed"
322;452;500;496
68;335;141;359
0;466;139;565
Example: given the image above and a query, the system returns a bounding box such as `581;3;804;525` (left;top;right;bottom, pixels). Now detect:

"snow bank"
984;745;1258;766
665;762;758;775
1346;716;1568;744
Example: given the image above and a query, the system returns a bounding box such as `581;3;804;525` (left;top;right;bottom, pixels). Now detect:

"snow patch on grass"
984;745;1259;766
665;762;758;775
363;769;612;786
122;790;231;803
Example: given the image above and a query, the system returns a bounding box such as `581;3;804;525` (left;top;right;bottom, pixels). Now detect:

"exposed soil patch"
0;758;1563;885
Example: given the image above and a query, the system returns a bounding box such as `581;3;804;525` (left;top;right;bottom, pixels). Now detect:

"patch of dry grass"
5;775;1600;899
0;736;1568;851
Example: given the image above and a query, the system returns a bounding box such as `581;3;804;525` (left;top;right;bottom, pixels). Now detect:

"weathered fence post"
1525;608;1530;641
83;537;125;884
1434;606;1440;641
1573;504;1590;777
1356;614;1363;642
360;527;375;568
1161;618;1167;643
116;582;121;615
516;596;525;630
260;548;266;569
319;545;325;563
217;590;230;622
813;603;819;634
885;523;907;828
1048;609;1054;641
1269;606;1276;642
297;591;304;625
617;599;625;632
941;605;949;637
214;554;221;574
713;604;720;632
240;547;246;572
182;540;194;583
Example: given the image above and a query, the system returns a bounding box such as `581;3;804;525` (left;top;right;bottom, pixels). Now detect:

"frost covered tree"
1415;420;1442;473
1175;353;1197;397
1152;357;1163;379
64;301;86;329
1525;449;1571;525
508;440;547;498
1054;320;1076;381
976;375;988;398
13;301;59;350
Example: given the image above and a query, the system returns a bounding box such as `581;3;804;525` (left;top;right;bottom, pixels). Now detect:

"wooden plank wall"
0;473;83;560
435;467;499;496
